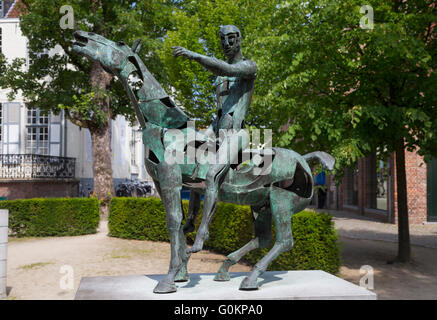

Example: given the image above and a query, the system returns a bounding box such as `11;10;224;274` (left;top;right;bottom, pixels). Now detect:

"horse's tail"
303;151;335;171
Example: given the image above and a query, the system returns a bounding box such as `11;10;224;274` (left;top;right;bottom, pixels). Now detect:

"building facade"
0;0;151;200
321;149;437;225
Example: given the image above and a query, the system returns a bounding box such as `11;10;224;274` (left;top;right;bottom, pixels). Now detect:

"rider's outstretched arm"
172;46;257;79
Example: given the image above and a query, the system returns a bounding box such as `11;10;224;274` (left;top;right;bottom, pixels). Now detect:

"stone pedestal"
75;270;376;300
0;210;8;299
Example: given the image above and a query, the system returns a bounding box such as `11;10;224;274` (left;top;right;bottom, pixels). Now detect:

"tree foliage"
162;0;436;170
268;0;436;167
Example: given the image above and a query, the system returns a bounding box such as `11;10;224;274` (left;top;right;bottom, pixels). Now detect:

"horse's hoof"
153;280;177;294
175;264;189;282
174;277;189;282
239;276;259;291
186;243;203;254
214;271;230;281
175;272;189;282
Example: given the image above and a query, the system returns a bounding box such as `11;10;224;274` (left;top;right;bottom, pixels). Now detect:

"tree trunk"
89;61;114;218
394;138;411;262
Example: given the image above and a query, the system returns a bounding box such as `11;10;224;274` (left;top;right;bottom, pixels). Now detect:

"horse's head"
72;30;142;77
72;30;187;130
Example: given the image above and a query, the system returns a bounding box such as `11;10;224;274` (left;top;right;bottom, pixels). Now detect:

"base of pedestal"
75;270;376;300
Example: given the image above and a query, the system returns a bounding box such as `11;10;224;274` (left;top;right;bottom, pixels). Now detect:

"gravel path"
4;222;251;300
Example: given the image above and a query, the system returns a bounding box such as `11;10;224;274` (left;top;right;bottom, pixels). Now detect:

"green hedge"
0;198;100;237
109;197;341;274
109;197;169;241
245;211;341;274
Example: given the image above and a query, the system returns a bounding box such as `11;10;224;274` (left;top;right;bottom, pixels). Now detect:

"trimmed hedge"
109;197;341;274
109;197;169;241
245;211;341;274
0;198;100;237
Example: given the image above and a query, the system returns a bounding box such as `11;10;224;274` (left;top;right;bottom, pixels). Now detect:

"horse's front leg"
153;163;188;294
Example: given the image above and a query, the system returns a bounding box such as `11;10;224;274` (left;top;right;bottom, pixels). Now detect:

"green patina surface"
72;30;334;293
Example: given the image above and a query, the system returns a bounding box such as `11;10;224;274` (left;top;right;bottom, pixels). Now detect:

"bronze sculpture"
172;25;257;255
72;27;334;294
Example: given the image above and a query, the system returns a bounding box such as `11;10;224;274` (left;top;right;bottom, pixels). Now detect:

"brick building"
321;149;437;225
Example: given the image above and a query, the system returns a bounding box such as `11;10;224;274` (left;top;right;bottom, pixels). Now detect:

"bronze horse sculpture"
72;30;335;294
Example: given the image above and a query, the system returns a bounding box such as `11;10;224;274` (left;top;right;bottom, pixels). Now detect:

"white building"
0;0;150;200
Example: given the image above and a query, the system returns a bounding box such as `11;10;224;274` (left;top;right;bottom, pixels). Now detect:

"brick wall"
0;180;79;200
393;149;428;225
338;148;428;225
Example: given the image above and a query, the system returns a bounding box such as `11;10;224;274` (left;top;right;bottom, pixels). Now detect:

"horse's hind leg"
214;204;272;281
152;164;188;293
239;188;300;290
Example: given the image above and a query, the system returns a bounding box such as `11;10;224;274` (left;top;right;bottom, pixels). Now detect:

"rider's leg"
187;134;231;253
188;130;249;253
187;162;229;253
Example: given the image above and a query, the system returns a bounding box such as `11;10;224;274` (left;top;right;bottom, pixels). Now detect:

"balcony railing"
0;154;76;180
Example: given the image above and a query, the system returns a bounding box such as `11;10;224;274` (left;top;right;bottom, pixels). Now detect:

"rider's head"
219;25;242;60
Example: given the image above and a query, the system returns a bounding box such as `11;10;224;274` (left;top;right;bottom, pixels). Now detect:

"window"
375;159;389;210
25;107;63;156
26;108;49;155
0;27;2;54
0;1;4;18
367;153;389;211
130;129;141;166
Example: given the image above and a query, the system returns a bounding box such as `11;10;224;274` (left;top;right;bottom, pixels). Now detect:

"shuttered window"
25;107;62;157
2;103;21;155
49;112;62;157
26;108;49;155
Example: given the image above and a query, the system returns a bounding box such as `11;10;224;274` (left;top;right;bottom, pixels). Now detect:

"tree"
256;0;436;262
163;0;436;262
0;0;175;216
273;0;435;263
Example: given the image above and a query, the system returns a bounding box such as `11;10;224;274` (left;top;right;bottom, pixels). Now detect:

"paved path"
313;208;437;249
311;208;437;299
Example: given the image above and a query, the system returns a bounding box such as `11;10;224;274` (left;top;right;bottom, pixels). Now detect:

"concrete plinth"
75;270;376;300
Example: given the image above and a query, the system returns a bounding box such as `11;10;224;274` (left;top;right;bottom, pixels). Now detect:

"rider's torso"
214;74;255;134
